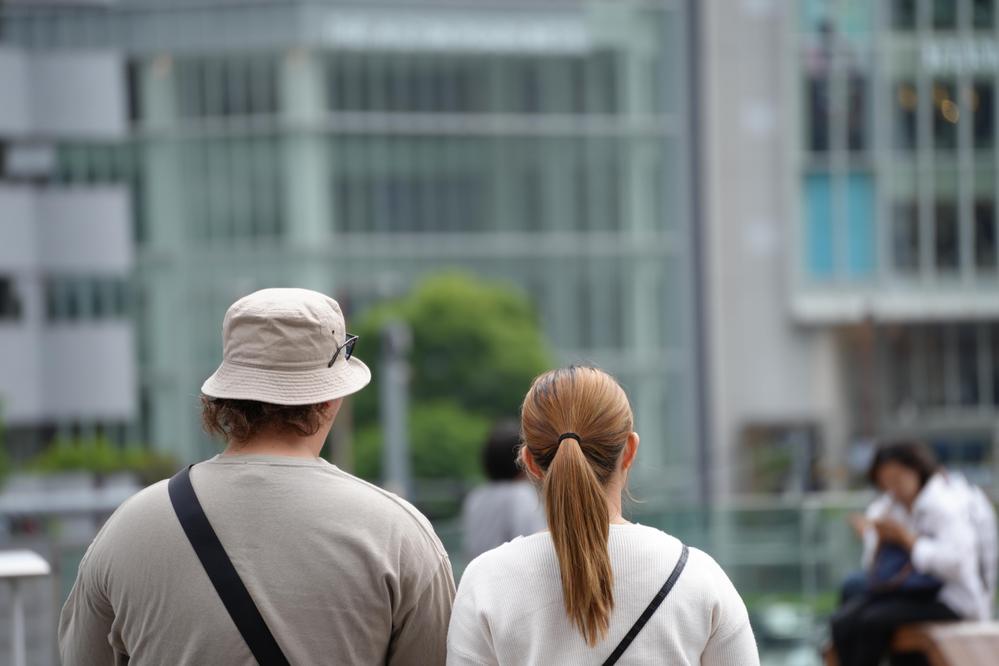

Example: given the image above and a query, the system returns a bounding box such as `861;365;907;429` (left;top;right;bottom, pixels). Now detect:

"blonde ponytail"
521;366;634;646
544;436;614;645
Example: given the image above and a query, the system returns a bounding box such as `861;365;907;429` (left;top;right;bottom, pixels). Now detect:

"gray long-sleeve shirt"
59;454;455;665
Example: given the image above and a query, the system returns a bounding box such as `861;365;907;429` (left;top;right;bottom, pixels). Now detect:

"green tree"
350;273;552;484
354;400;491;481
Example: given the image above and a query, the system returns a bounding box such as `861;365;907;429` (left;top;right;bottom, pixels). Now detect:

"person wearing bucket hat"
60;288;456;666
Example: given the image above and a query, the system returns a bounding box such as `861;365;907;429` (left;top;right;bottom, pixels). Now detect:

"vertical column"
621;31;658;237
917;0;936;282
957;1;975;282
139;55;193;460
280;48;331;290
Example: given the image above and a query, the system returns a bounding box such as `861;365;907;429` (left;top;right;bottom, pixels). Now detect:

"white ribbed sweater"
447;524;760;665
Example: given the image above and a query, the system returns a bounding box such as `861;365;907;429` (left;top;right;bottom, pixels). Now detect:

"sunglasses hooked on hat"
201;288;372;405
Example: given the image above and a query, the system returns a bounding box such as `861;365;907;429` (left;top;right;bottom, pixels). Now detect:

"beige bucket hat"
201;288;371;405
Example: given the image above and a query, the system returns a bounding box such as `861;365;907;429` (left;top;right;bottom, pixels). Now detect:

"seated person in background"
461;420;546;561
831;441;989;666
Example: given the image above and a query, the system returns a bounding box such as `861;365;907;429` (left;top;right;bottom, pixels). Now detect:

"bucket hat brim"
201;356;372;405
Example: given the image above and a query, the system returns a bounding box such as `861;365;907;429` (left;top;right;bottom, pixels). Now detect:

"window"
846;172;875;275
805;75;830;153
974;0;995;29
933;80;959;151
924;327;947;406
804;173;834;278
847;73;868;151
0;277;23;321
175;56;278;118
958;327;980;406
895;81;917;150
933;0;958;29
126;61;142;123
935;201;959;272
972;80;994;150
993;324;999;407
893;0;917;29
893;201;920;273
976;201;997;270
518;60;542;114
887;327;914;412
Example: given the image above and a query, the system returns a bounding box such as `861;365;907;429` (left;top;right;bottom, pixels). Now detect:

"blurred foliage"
354;400;491;481
29;438;179;486
351;273;552;483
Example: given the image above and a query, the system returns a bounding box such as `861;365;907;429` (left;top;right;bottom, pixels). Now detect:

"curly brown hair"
200;395;331;443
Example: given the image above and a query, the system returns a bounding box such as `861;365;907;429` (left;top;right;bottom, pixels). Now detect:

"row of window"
46;276;131;323
45;136;675;241
801;0;996;38
804;75;996;154
803;172;999;279
0;276;131;322
171;56;280;120
883;322;999;413
324;52;624;116
892;0;996;31
165;136;668;239
139;50;659;121
892;200;997;273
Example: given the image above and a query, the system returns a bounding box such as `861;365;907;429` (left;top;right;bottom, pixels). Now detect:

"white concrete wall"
0;185;132;272
29;51;127;139
0;187;37;270
38;186;133;273
42;324;136;421
0;185;135;425
0;328;43;422
0;49;30;135
0;322;136;424
701;0;849;496
0;48;125;139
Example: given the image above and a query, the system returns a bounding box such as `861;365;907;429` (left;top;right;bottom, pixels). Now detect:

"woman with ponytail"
447;366;758;665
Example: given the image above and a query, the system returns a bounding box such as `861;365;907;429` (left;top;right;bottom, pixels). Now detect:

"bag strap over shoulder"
169;465;291;666
602;543;690;666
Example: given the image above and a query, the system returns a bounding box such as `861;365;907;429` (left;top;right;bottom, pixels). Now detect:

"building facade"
0;36;137;460
705;0;999;496
1;0;701;499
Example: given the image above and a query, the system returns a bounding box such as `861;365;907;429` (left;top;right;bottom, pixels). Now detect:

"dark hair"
200;395;329;443
482;420;522;481
867;440;939;489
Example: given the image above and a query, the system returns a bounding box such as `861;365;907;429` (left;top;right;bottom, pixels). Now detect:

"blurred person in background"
830;441;992;666
59;288;454;665
461;419;546;561
448;366;758;665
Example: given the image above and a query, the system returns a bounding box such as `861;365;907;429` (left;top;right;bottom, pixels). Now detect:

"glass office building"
1;1;699;498
795;0;999;484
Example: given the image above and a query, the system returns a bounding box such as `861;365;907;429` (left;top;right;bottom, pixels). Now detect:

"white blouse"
447;523;760;665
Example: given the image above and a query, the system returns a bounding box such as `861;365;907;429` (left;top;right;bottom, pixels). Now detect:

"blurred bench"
890;622;999;665
823;622;999;666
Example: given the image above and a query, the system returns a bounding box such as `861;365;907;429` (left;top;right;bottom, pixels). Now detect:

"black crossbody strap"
168;465;291;666
602;543;690;666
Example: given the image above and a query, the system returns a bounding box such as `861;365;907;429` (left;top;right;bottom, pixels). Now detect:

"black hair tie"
558;432;581;445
